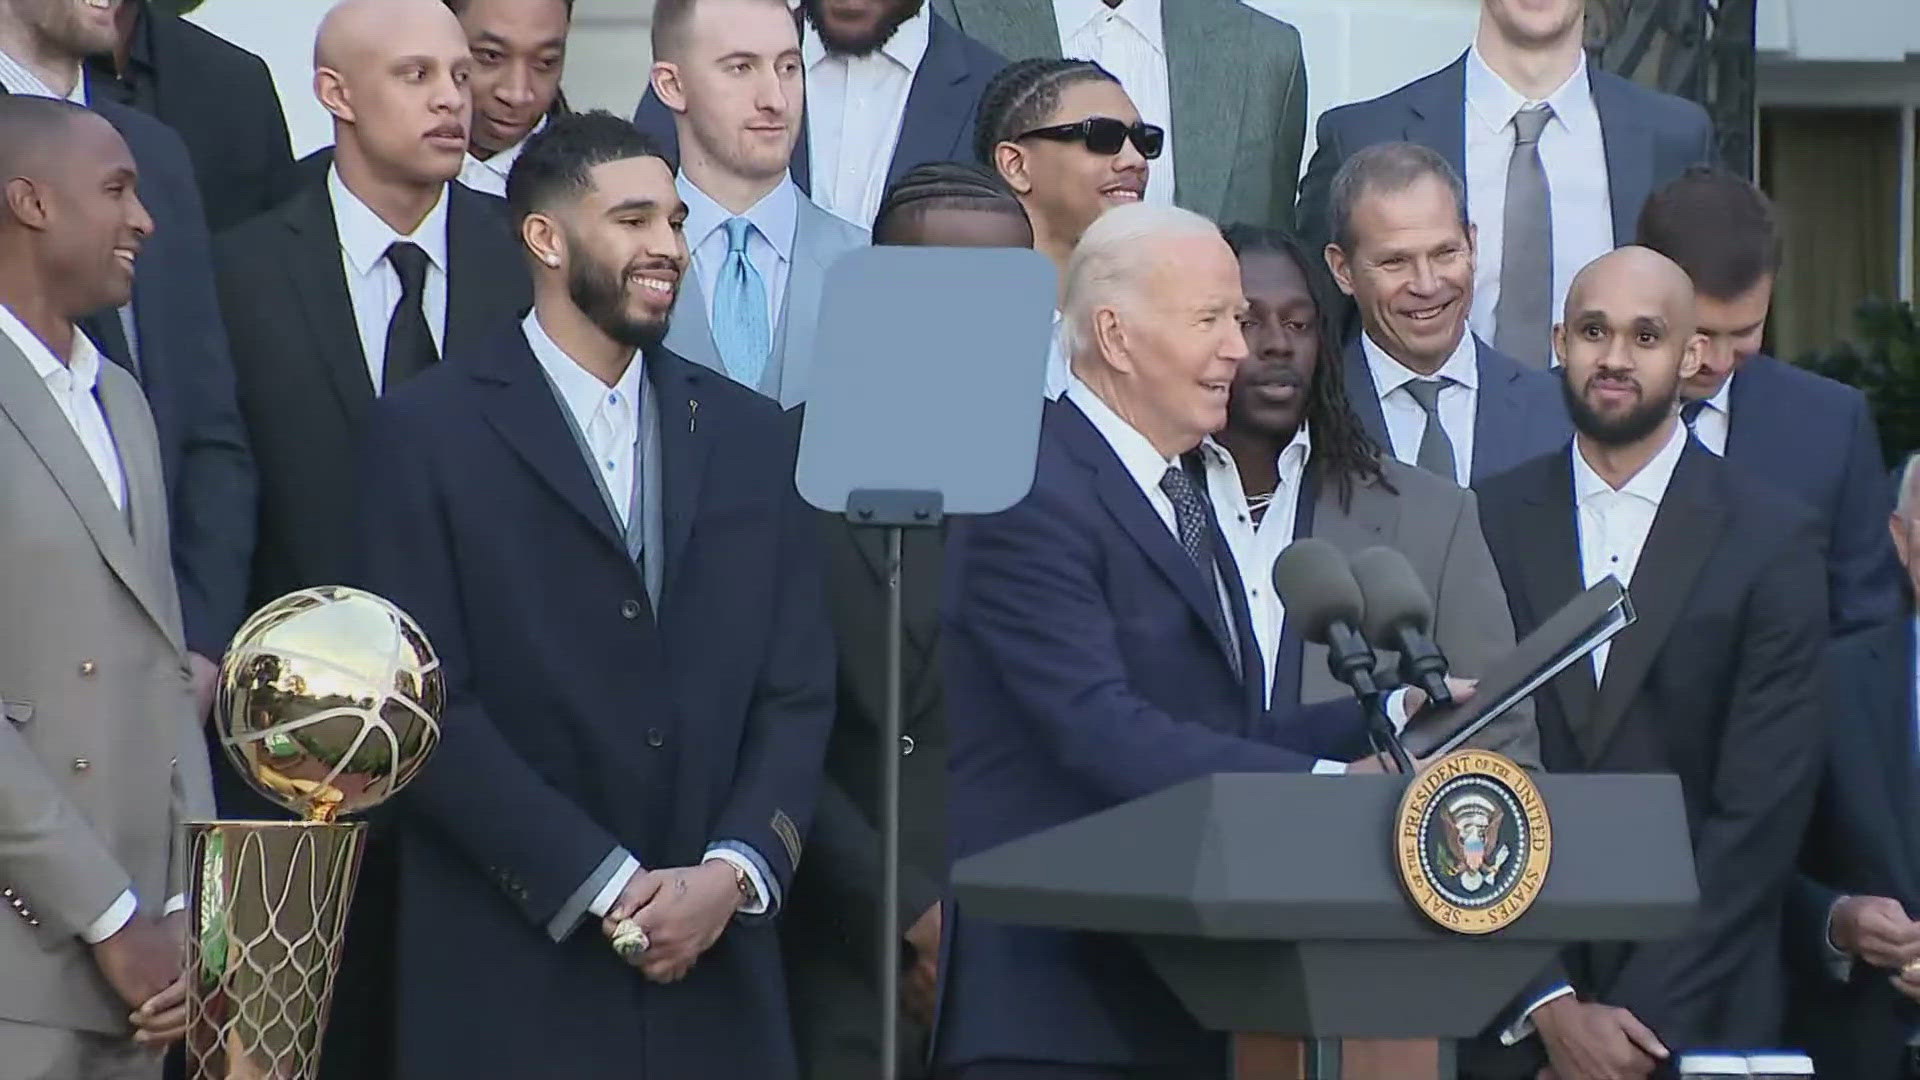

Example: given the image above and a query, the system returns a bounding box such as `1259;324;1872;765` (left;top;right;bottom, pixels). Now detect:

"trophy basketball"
186;587;443;1080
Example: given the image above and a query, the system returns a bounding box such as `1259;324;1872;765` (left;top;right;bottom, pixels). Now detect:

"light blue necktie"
712;217;770;390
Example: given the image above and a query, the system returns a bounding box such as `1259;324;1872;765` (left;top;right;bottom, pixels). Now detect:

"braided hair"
873;161;1032;246
1221;223;1389;510
972;57;1119;167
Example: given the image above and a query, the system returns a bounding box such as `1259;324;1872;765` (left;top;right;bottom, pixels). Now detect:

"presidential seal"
1394;749;1550;934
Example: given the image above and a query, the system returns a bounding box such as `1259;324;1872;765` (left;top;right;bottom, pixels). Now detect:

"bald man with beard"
209;2;530;1075
1466;247;1827;1080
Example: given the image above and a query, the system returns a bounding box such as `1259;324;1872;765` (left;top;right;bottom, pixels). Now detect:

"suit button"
71;758;90;773
645;728;665;748
77;660;96;677
900;735;915;756
620;600;641;621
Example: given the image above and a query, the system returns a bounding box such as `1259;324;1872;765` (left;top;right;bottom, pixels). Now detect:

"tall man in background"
1298;0;1714;367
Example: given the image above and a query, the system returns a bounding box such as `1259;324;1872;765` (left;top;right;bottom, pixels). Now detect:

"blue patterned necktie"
1159;464;1242;679
712;217;771;390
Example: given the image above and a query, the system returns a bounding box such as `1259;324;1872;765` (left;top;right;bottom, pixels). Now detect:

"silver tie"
1493;104;1555;369
1402;377;1458;483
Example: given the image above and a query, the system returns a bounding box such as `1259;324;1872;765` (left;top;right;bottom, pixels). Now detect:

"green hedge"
1798;300;1920;467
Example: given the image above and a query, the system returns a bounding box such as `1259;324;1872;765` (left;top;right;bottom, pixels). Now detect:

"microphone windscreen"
1271;538;1363;645
1351;545;1435;642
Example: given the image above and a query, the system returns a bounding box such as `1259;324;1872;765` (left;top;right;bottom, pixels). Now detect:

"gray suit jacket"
0;327;214;1034
665;197;870;408
1295;458;1540;768
932;0;1308;229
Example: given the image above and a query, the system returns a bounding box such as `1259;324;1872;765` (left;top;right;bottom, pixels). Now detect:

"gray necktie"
1402;377;1458;482
1493;105;1555;369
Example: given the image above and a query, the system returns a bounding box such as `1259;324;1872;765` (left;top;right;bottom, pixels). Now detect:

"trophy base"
185;820;367;1080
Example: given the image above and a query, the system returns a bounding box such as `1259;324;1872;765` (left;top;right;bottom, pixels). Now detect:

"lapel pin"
689;399;698;434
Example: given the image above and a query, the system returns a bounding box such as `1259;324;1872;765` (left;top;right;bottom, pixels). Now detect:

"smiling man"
446;0;570;197
1325;141;1567;489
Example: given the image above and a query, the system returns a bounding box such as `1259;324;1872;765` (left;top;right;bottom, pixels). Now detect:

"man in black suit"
1325;142;1569;488
86;0;299;232
1297;0;1713;368
353;108;833;1079
1474;247;1826;1079
1787;455;1920;1080
0;0;256;703
633;0;1005;230
1636;167;1901;638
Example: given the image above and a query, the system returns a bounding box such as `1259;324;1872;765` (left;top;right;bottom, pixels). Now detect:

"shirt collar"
1464;43;1596;137
803;2;932;72
1199;422;1313;479
1701;371;1733;414
468;114;547;182
0;46;86;103
1572;416;1689;506
328;165;451;279
0;303;101;391
522;309;645;426
676;173;799;266
1055;0;1165;52
1361;329;1480;397
1065;373;1180;495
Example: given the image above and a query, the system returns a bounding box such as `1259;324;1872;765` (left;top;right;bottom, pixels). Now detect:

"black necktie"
382;241;438;390
1159;464;1242;679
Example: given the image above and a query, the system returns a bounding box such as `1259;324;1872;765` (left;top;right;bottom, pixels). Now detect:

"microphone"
1350;546;1453;710
1271;540;1414;774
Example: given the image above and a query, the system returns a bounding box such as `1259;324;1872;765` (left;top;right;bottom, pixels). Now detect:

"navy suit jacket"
1786;618;1918;1080
936;399;1373;1071
1719;354;1900;637
57;93;255;659
1295;52;1714;251
351;328;834;1078
1342;335;1570;487
632;12;1004;207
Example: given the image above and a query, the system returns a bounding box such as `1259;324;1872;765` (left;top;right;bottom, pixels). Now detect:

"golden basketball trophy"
186;587;443;1080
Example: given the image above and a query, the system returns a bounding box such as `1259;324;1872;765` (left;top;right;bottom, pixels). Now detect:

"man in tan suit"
0;95;215;1078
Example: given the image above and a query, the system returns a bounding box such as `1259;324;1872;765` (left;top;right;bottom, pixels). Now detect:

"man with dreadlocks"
1202;224;1539;766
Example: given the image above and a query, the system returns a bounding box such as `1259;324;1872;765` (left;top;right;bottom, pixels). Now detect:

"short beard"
1561;371;1673;448
801;0;923;57
568;253;670;352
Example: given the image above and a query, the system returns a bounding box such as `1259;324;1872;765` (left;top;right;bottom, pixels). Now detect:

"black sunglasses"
1014;117;1164;160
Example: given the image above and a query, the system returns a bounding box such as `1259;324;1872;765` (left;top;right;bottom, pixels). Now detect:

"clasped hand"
91;910;191;1047
601;862;738;985
1832;895;1920;1002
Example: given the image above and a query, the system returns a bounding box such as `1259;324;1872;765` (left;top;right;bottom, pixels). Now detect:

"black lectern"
950;772;1698;1080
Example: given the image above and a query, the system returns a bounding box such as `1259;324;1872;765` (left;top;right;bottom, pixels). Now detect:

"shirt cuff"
162;894;186;917
587;854;642;919
80;889;137;944
1824;896;1857;982
704;843;774;916
1311;759;1348;775
1384;687;1413;732
1499;984;1574;1046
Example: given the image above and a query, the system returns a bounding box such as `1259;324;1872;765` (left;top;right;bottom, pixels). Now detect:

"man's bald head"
1555;246;1706;448
0;95;97;187
315;0;474;190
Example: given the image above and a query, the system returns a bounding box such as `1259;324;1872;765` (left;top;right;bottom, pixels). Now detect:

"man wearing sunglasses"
933;0;1310;230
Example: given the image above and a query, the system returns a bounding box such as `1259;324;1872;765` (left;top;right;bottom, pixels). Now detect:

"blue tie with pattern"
712;217;770;390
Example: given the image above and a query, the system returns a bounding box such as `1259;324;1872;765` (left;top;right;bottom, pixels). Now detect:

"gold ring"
611;919;649;959
1903;957;1920;977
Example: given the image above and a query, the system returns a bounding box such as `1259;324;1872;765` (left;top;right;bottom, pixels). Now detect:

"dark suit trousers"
941;1064;1209;1080
788;934;932;1080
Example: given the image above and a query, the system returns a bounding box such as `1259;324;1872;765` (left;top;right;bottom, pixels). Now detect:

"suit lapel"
1164;0;1244;218
96;367;178;641
649;351;714;604
1589;70;1654;248
0;334;175;641
955;0;1057;59
1471;338;1527;482
1342;339;1392;451
1586;445;1726;758
444;188;531;358
1882;621;1920;892
1719;355;1781;466
1511;452;1600;749
1405;56;1469;185
283;185;376;425
890;16;976;184
663;268;723;375
774;203;835;408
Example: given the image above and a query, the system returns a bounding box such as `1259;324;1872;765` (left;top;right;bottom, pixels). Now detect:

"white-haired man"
938;203;1446;1077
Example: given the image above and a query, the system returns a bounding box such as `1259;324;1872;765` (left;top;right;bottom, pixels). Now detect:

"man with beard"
447;0;572;198
351;109;834;1078
646;0;866;406
633;0;1004;231
1326;142;1568;488
1470;246;1826;1080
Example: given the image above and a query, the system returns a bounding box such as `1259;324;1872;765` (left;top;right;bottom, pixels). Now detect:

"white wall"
188;0;336;155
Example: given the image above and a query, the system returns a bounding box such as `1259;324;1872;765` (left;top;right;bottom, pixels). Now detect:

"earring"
545;254;560;267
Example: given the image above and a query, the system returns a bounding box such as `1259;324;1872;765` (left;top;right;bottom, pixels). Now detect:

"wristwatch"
726;860;760;911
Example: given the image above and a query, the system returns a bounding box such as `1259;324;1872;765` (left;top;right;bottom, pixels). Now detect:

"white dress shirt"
1055;0;1174;207
679;174;796;336
459;115;546;198
1200;427;1311;706
329;167;450;394
0;48;83;102
1573;419;1688;681
1463;46;1614;360
0;305;181;942
1044;310;1070;400
1363;330;1480;487
804;5;930;228
1686;375;1732;456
